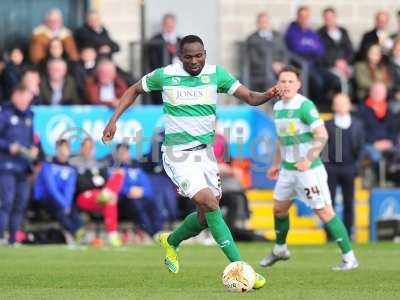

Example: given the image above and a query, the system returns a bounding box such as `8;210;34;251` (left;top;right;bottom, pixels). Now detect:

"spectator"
70;138;124;247
147;14;180;105
1;47;27;99
357;11;393;60
30;8;79;64
284;6;325;104
0;84;38;245
85;59;128;107
389;38;400;107
325;93;365;236
142;130;178;225
358;82;397;165
390;10;400;41
318;7;353;96
246;12;288;92
354;44;392;102
37;38;73;74
34;139;84;242
39;58;80;105
71;47;97;99
113;144;164;239
74;10;119;58
20;68;43;105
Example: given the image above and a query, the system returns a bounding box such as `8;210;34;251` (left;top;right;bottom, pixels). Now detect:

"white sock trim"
343;250;356;262
273;244;288;255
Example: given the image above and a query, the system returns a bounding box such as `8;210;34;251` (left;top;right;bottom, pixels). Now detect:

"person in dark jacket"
0;85;38;245
74;10;119;58
69;138;124;247
318;7;353;96
357;11;393;60
34;139;84;242
1;47;28;100
325;93;365;236
111;144;164;238
246;12;288;92
358;82;397;164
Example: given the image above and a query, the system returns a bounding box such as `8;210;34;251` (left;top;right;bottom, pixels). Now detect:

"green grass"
0;243;399;300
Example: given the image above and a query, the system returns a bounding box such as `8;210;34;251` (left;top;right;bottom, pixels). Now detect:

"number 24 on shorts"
304;186;320;200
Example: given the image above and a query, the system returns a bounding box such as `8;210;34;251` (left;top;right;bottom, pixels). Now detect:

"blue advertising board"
369;189;400;240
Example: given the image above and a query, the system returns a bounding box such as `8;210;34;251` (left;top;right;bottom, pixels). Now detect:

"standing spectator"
318;7;353;96
1;47;27;100
147;14;181;105
390;10;400;41
71;47;97;99
113;144;164;239
30;8;79;64
354;44;391;102
70;138;124;247
0;85;38;245
39;58;80;105
85;59;128;107
20;68;43;105
358;82;397;165
284;6;325;104
34;139;84;242
389;38;400;106
246;12;287;91
74;10;119;58
325;94;365;236
357;11;393;60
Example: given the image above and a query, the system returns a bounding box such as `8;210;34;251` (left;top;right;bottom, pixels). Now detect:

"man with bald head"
30;8;79;64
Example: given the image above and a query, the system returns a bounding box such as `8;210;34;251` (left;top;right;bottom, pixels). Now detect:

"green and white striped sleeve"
216;65;241;95
301;100;323;129
141;68;164;92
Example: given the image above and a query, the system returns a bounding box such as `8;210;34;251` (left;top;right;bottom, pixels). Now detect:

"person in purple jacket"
285;6;326;106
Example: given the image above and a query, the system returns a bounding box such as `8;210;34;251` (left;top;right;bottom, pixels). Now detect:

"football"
222;261;256;292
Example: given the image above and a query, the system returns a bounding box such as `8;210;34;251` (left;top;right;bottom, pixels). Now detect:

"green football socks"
275;215;290;245
167;212;206;248
205;209;241;262
325;216;352;254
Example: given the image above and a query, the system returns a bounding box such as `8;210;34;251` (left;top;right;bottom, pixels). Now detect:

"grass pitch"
0;242;398;300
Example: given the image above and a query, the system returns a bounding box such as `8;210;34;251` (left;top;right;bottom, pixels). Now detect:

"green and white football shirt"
142;63;241;150
273;94;324;170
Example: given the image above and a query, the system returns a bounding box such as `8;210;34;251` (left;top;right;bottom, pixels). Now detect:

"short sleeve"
216;65;241;95
141;68;164;92
301;100;323;129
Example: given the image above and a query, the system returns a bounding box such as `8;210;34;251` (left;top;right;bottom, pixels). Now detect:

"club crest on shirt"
201;75;210;84
10;115;19;125
171;77;181;85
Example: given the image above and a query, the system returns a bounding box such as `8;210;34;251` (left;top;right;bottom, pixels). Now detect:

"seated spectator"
354;44;392;102
284;6;325;104
20;68;43;105
37;38;74;74
34;139;85;243
358;82;397;165
30;8;79;64
246;12;287;92
325;94;365;236
71;46;97;99
1;46;27;99
318;7;353;96
112;144;164;239
147;14;181;104
70;138;124;247
357;11;393;60
141;130;178;225
0;84;38;245
39;58;80;105
74;10;119;58
85;59;128;107
389;38;400;107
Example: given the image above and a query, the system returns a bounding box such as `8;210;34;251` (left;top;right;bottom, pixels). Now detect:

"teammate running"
102;35;283;288
259;66;359;271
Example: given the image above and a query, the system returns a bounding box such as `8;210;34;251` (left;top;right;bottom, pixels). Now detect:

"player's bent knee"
273;200;290;217
314;205;335;222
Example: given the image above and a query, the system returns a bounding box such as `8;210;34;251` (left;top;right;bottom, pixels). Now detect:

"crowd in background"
1;6;400;245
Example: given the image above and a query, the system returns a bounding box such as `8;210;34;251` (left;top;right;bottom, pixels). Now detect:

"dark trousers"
326;164;356;235
149;174;178;222
42;198;83;235
119;196;165;236
0;172;31;244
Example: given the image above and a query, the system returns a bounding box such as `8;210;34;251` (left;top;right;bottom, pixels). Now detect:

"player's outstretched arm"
233;84;284;106
102;81;145;143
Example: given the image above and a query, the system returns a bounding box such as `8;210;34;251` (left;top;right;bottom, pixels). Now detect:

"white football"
222;261;256;292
